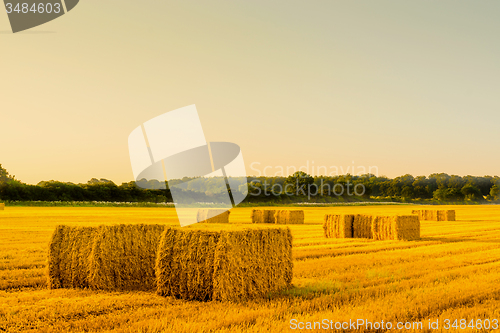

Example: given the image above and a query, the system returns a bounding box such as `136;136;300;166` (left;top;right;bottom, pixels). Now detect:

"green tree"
284;171;314;196
0;164;15;183
489;185;500;201
461;184;483;201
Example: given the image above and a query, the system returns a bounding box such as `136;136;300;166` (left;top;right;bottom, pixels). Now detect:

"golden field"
1;205;500;332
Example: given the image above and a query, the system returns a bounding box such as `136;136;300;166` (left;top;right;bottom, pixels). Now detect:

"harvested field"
2;205;500;332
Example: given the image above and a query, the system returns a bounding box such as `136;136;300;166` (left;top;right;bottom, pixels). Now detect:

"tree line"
1;164;499;203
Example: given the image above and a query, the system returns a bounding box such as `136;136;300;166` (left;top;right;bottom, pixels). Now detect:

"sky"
1;1;500;185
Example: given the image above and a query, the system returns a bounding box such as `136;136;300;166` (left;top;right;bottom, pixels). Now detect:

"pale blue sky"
1;1;500;184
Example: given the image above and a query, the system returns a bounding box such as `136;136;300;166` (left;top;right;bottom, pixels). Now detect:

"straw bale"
0;203;4;210
323;214;354;238
197;209;230;223
353;214;373;238
88;224;165;290
251;209;277;223
412;209;455;221
156;227;293;302
392;215;420;240
372;215;420;241
275;210;305;224
436;210;456;221
371;216;394;241
47;224;165;291
47;225;96;289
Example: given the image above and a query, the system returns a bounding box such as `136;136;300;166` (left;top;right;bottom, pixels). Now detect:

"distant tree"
0;164;15;183
489;185;500;201
284;171;314;195
461;184;484;201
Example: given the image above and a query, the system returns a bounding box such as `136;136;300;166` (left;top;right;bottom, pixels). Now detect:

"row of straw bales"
411;210;456;221
197;209;230;223
48;223;293;302
156;227;293;301
251;209;304;224
323;214;420;241
48;224;165;290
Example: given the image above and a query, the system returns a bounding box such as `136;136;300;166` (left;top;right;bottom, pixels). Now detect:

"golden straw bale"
156;228;220;301
156;227;293;302
213;228;293;301
372;215;420;241
197;209;230;223
251;209;277;223
251;209;264;223
353;214;373;238
413;209;455;221
371;216;394;241
392;215;420;240
323;214;354;238
47;224;164;291
446;210;456;221
275;210;305;224
88;224;165;290
47;225;96;289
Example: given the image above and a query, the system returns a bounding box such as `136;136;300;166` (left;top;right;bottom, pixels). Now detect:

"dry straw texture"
324;214;421;241
275;210;305;224
353;214;373;238
323;214;354;238
197;209;230;223
47;225;96;289
0;203;4;210
392;215;420;240
155;228;220;301
47;224;165;291
88;224;165;290
372;215;420;241
412;210;456;221
251;209;277;223
156;227;293;302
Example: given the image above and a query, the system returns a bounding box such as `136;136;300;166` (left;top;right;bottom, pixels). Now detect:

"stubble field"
1;205;500;332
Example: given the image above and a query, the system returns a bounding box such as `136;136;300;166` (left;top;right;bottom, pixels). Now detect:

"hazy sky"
2;1;500;184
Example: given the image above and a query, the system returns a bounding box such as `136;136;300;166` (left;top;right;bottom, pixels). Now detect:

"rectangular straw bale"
47;224;164;291
392;215;420;240
156;228;220;301
156;227;293;302
88;224;165;290
213;228;293;301
371;216;394;241
47;225;96;289
275;210;305;224
413;209;455;221
372;215;420;241
0;203;4;210
323;214;353;238
436;210;456;221
251;209;277;223
353;214;373;238
251;209;264;223
197;209;230;223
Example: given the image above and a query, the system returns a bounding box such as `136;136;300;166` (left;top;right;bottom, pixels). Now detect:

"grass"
1;205;500;332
